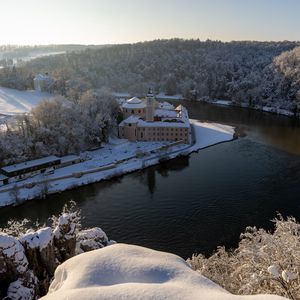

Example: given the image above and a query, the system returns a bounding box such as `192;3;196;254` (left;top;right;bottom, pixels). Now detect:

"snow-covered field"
0;120;235;207
42;244;285;300
0;86;54;115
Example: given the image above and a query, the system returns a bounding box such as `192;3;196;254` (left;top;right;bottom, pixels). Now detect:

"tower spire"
147;87;153;97
146;88;155;122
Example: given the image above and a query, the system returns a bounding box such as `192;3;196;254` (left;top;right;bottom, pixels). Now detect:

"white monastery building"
118;89;190;144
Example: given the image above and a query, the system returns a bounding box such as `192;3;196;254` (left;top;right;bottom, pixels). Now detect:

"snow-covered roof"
1;155;60;174
34;74;50;81
0;174;8;181
60;155;80;164
159;102;175;110
136;119;189;128
154;108;178;118
128;97;142;104
122;97;146;109
120;105;190;128
123;115;140;124
175;104;183;111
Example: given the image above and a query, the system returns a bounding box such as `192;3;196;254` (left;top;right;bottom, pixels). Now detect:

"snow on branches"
188;215;300;299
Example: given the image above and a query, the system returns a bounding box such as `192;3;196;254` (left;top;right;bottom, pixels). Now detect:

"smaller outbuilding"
0;155;61;181
59;155;83;168
0;174;8;186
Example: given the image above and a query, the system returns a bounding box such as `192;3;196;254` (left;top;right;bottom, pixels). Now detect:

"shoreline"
202;99;299;119
153;92;298;119
0;120;235;208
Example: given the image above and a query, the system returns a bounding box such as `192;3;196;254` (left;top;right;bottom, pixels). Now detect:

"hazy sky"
0;0;299;45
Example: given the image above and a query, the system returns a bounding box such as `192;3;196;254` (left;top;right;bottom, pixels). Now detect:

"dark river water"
1;102;300;259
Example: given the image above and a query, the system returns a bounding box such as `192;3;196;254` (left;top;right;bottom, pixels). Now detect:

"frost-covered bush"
188;216;300;299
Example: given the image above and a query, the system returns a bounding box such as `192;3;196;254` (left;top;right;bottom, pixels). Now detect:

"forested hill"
1;39;300;112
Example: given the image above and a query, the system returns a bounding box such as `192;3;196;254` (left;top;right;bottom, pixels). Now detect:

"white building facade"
119;90;191;144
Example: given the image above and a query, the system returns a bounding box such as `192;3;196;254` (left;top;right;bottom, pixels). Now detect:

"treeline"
0;89;119;166
1;39;299;112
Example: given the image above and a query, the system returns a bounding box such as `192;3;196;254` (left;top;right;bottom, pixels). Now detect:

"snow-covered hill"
42;244;286;300
0;86;53;115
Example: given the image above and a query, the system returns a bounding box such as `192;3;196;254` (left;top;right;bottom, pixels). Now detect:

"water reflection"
0;156;191;226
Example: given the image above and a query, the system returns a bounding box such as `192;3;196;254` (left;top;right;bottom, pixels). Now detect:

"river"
1;102;300;259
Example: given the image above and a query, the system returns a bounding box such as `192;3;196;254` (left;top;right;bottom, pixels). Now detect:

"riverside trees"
0;89;119;166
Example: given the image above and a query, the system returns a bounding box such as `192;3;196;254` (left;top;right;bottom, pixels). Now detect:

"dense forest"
1;39;300;114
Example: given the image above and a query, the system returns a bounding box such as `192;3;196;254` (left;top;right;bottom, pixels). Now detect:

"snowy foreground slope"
0;86;53;115
42;244;286;300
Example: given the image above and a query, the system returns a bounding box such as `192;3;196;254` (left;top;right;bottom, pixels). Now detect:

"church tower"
146;88;155;122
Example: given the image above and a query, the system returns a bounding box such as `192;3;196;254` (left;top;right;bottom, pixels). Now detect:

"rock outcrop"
0;212;113;299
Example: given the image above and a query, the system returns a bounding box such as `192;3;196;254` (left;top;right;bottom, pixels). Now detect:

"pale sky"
0;0;299;45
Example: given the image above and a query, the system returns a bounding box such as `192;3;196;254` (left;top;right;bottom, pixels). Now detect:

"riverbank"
204;99;298;118
0;120;235;208
145;92;298;119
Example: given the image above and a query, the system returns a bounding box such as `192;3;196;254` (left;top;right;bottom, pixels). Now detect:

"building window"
141;132;143;138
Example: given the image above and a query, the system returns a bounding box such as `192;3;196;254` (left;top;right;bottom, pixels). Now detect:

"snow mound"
20;227;53;250
42;244;285;300
0;86;54;115
190;120;235;151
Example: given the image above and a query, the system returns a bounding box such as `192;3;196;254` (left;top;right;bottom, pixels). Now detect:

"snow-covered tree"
188;215;300;299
